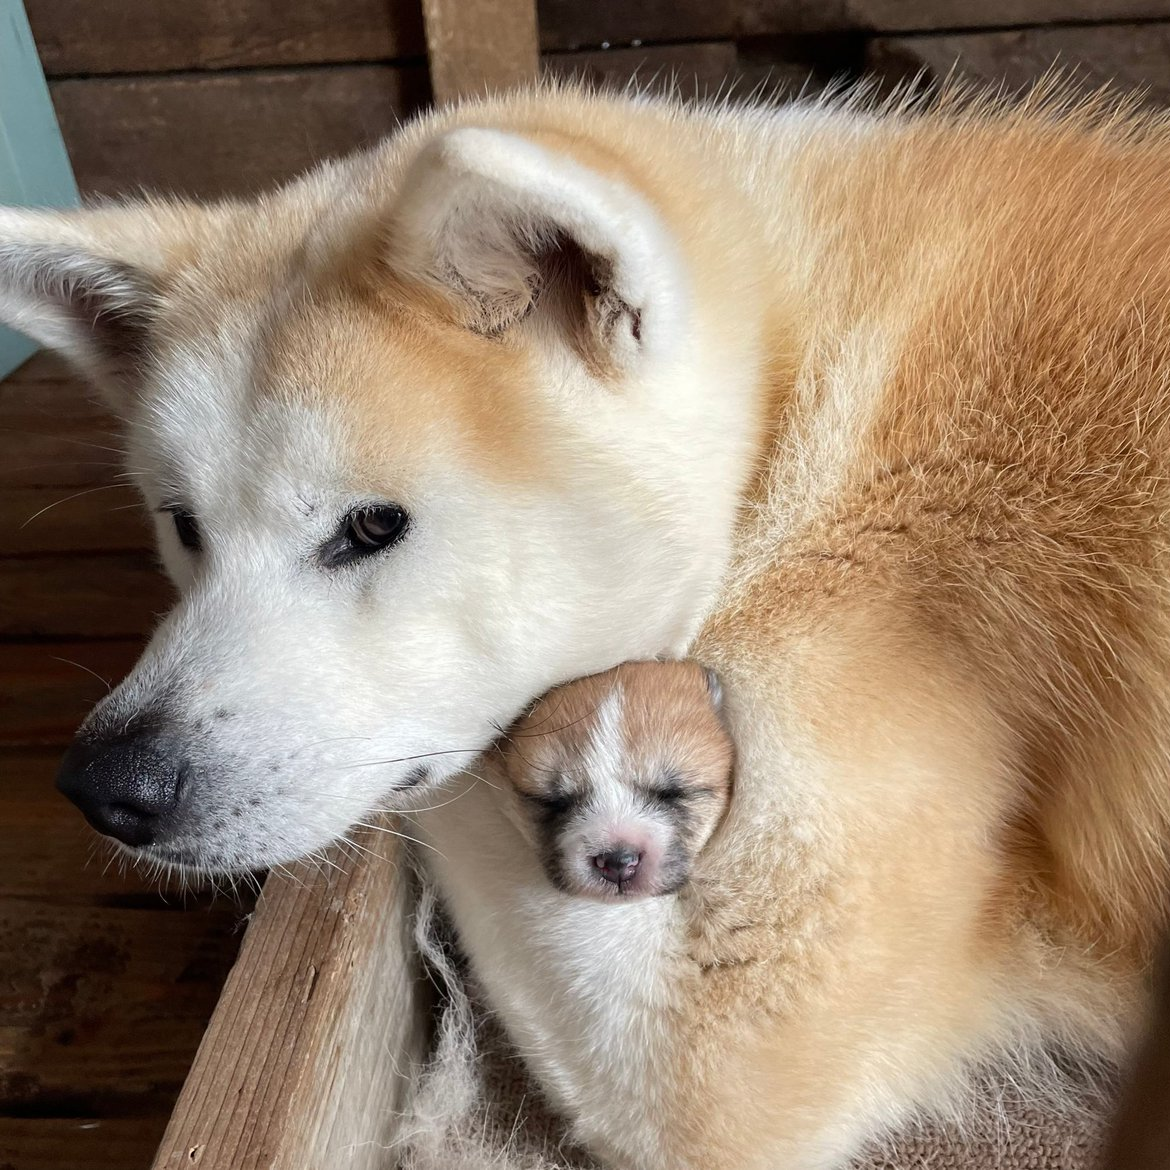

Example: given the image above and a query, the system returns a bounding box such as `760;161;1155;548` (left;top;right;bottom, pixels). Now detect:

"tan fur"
502;660;733;808
6;82;1170;1166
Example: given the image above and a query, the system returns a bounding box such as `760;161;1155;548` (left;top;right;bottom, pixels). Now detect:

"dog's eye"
648;774;688;803
164;507;201;552
523;791;577;818
346;505;409;552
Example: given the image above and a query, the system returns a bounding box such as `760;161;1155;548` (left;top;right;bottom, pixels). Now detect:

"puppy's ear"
703;668;725;713
388;128;686;376
0;207;170;409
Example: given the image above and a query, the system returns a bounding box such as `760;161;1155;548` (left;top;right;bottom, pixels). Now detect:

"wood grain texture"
423;0;539;104
848;0;1170;31
151;833;426;1170
24;0;1170;80
0;552;169;638
25;0;426;76
0;641;142;747
50;66;429;199
3;486;150;554
0;354;122;490
0;1118;170;1170
869;22;1170;104
0;899;244;1114
544;43;739;98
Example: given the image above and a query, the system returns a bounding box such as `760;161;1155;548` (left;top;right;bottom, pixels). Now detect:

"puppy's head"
501;660;733;899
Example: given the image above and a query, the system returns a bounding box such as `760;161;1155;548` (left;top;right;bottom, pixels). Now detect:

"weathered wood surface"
0;553;169;639
0;899;243;1111
869;22;1170;104
150;833;425;1170
2;486;149;555
47;46;754;199
1102;937;1170;1170
423;0;539;103
0;1118;170;1170
51;66;429;199
30;0;1170;74
25;0;426;76
538;0;1170;51
0;354;121;490
0;641;141;747
544;42;740;98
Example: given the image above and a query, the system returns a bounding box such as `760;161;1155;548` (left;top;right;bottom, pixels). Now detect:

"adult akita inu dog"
2;86;1169;1167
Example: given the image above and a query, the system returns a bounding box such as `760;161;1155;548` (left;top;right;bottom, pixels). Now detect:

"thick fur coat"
1;86;1167;1167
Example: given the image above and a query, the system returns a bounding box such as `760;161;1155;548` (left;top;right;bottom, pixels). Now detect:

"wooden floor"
0;353;252;1170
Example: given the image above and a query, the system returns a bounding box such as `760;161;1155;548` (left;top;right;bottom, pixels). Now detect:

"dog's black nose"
56;734;183;847
593;846;642;884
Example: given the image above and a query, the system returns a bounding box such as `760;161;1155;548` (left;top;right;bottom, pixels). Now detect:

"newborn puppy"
499;660;733;899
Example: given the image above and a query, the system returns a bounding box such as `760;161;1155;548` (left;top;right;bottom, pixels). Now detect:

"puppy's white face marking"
502;661;734;900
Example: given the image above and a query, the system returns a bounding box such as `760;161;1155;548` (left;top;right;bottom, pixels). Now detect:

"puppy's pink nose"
593;846;642;884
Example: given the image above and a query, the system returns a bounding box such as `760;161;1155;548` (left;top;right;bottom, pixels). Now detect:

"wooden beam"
868;22;1170;106
25;0;426;76
0;1118;171;1170
0;552;170;638
422;0;539;105
150;832;426;1170
0;898;243;1112
50;66;428;199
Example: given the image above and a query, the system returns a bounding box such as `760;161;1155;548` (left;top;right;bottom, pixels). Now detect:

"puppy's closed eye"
522;791;579;818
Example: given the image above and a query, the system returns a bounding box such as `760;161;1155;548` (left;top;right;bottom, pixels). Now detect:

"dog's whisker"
20;482;137;528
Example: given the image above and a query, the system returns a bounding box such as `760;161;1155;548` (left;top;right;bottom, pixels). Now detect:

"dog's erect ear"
0;208;165;406
388;128;686;374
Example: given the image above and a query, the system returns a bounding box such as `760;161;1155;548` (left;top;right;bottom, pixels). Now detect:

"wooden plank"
50;65;429;199
0;355;122;490
151;833;425;1170
848;0;1170;32
2;486;150;554
0;1118;169;1170
422;0;538;104
544;41;845;104
536;0;834;49
0;641;142;747
25;0;426;76
0;898;245;1115
869;23;1170;104
0;552;168;639
538;0;1170;50
544;43;739;98
23;0;1170;78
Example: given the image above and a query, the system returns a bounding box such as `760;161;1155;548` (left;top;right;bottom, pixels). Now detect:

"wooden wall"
22;0;1170;200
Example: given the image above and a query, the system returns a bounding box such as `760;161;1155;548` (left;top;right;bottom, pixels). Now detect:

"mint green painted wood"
0;0;79;376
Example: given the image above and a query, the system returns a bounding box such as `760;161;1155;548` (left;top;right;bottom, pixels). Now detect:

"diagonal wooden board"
149;830;427;1170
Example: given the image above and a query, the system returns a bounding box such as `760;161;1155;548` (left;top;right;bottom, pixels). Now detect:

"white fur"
412;769;686;1169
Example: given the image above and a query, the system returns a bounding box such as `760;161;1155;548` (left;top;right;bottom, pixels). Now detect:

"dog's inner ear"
0;240;156;402
528;232;642;375
387;128;681;377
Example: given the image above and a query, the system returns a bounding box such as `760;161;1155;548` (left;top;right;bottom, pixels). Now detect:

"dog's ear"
388;128;686;375
0;207;166;407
